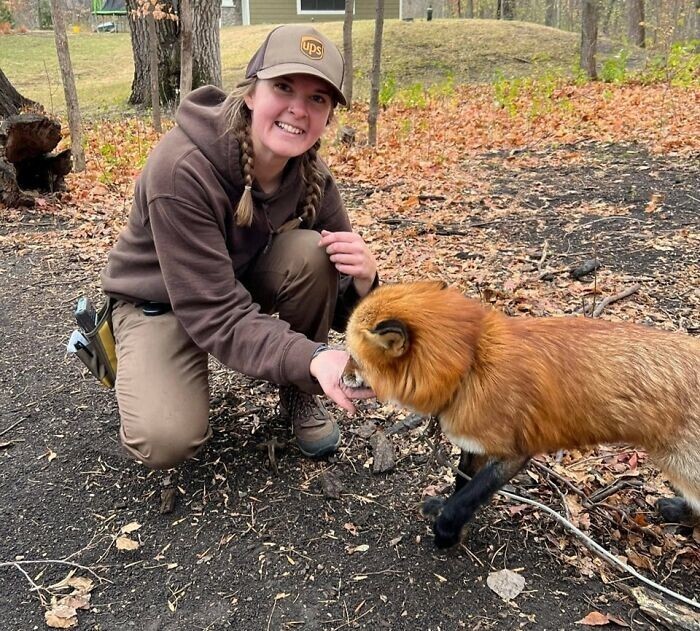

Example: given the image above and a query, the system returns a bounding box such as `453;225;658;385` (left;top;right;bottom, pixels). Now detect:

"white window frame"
296;0;350;16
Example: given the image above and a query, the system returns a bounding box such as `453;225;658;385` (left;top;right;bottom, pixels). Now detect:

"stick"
591;283;642;317
0;417;26;438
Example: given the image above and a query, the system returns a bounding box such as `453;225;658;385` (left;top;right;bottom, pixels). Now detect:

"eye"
273;81;292;93
311;94;329;105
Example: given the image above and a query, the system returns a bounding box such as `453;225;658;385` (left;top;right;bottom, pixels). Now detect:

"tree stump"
0;70;72;208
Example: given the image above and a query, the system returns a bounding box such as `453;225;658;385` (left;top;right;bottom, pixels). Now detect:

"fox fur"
342;281;700;548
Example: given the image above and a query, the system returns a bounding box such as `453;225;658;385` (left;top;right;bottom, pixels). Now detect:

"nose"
288;97;308;118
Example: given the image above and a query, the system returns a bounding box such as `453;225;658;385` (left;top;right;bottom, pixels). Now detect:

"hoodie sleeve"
148;194;323;394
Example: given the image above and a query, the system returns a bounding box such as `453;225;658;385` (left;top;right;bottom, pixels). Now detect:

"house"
91;1;404;27
236;1;403;25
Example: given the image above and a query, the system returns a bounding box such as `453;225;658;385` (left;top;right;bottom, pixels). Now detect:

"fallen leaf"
320;471;344;499
576;611;613;626
486;569;525;601
369;430;395;473
116;535;139;551
346;544;370;555
45;605;78;628
120;521;142;534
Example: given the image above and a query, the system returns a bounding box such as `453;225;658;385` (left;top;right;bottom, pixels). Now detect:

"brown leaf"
369;431;395;473
576;611;611;626
116;535;139;551
45;605;78;628
320;471;344;499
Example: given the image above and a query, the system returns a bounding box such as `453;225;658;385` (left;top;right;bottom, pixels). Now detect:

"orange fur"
344;281;700;521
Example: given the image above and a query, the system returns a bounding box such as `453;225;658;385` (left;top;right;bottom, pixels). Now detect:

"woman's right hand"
310;349;375;414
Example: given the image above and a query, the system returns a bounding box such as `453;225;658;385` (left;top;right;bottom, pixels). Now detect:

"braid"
298;139;325;227
225;78;256;227
234;121;255;227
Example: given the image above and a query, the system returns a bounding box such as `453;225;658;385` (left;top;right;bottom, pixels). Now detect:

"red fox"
342;281;700;548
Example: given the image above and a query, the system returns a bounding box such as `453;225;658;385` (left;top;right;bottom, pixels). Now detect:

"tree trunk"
581;0;599;80
179;0;193;102
465;0;474;18
496;0;514;20
367;0;385;147
126;0;221;108
627;0;645;47
126;0;179;108
48;0;85;172
544;0;556;26
192;0;222;88
1;114;72;207
342;0;354;107
147;12;162;132
0;69;41;118
696;0;700;43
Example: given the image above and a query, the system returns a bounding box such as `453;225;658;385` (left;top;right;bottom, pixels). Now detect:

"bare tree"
367;0;385;147
581;0;599;80
342;0;354;107
627;0;645;47
465;0;474;18
496;0;515;20
146;8;162;131
48;0;84;171
179;0;193;103
544;0;556;26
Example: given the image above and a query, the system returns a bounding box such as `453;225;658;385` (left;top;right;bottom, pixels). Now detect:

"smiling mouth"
276;121;304;135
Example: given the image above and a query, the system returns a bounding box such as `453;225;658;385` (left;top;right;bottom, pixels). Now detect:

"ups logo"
300;36;324;60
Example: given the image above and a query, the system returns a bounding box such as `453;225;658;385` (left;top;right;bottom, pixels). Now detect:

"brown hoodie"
102;86;365;393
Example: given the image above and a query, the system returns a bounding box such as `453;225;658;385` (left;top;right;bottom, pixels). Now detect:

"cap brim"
256;63;347;106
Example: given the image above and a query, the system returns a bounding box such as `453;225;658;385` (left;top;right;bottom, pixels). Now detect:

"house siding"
248;0;400;25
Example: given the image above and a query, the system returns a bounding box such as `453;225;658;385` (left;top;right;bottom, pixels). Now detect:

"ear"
413;280;448;292
367;319;410;358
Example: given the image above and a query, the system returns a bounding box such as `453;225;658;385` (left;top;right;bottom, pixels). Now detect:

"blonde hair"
224;77;330;228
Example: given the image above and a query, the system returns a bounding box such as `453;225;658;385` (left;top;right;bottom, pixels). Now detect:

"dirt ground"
0;140;699;630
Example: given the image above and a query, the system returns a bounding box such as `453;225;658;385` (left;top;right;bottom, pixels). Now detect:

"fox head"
343;281;484;415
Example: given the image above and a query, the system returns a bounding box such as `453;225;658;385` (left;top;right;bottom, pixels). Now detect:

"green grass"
1;19;594;117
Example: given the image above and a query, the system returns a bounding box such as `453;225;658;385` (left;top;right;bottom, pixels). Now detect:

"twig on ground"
0;417;26;438
590;283;642;317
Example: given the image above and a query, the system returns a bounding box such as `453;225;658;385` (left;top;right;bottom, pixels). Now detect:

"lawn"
0;19;591;117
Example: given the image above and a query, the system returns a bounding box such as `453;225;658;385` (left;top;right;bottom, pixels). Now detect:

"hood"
175;85;242;187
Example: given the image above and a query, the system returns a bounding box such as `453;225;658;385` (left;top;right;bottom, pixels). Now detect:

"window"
298;0;346;13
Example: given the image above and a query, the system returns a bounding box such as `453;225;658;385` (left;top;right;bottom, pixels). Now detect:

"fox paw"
656;497;697;526
421;496;445;520
433;517;461;549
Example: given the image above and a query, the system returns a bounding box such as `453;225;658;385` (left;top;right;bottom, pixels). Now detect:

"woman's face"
244;74;334;166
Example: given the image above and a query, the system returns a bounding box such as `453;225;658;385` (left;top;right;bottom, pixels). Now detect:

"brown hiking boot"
279;386;341;458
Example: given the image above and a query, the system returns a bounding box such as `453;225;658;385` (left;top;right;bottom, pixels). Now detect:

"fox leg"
455;451;490;491
430;456;529;549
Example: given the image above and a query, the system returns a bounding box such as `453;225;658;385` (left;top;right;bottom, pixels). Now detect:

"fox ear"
367;319;409;357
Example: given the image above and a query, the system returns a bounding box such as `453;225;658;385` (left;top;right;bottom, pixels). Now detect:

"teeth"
276;121;303;135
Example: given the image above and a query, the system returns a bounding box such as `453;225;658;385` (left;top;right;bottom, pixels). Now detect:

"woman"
101;25;377;469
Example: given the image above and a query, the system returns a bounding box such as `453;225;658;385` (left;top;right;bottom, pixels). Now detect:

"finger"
329;253;362;265
328;386;356;414
341;384;376;400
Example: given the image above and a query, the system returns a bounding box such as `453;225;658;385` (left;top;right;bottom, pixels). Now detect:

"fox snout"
342;356;366;390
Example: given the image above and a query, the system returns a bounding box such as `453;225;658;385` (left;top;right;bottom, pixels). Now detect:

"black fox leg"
656;497;700;526
433;456;529;548
455;451;490;491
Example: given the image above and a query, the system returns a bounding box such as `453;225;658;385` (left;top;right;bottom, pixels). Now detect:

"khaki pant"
112;229;338;469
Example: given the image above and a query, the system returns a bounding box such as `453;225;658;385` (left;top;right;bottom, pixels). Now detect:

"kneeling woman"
101;25;377;469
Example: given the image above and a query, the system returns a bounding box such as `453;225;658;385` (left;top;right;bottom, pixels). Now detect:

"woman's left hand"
319;230;377;297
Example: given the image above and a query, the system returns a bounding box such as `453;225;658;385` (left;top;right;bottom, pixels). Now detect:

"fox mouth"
275;121;304;135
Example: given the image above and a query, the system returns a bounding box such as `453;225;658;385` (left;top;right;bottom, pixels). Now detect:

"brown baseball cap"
246;25;346;106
